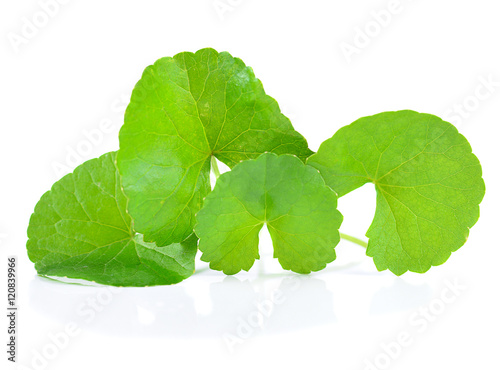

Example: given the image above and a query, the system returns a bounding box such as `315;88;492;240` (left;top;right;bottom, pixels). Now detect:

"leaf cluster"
27;49;485;286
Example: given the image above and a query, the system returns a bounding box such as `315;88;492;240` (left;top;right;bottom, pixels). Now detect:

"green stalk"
340;233;368;248
211;156;220;179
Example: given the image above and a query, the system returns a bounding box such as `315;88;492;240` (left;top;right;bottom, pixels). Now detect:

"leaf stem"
211;156;220;179
340;233;368;248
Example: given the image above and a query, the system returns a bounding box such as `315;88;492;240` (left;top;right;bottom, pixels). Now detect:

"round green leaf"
117;48;313;247
195;153;343;275
27;152;197;287
307;110;485;275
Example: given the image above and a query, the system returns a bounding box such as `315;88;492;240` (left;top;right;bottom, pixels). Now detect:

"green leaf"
307;110;485;275
195;153;343;275
27;152;197;287
117;48;313;247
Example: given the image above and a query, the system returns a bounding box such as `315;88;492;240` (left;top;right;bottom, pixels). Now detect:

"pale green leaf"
307;110;485;275
117;48;313;246
195;153;343;274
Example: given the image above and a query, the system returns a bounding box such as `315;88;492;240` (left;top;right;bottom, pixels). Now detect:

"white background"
1;0;499;369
